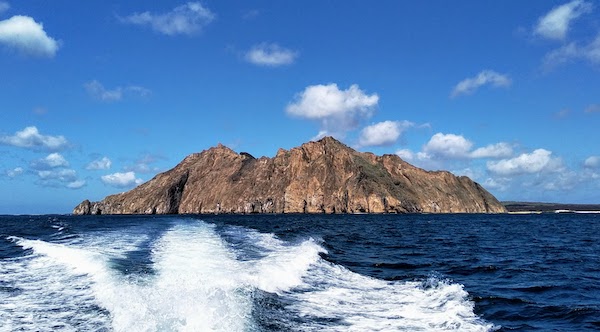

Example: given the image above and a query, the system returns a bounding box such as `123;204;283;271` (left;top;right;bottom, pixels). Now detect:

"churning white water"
0;219;493;331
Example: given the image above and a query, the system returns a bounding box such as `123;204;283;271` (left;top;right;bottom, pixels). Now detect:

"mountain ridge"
73;137;507;215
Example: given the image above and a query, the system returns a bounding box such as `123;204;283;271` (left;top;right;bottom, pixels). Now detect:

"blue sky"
1;1;599;214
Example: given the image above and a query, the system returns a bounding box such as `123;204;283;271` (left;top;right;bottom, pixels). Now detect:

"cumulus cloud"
358;121;413;147
35;169;80;190
470;143;514;159
423;133;474;159
31;153;69;170
584;156;600;168
0;15;59;57
395;149;415;161
487;149;563;176
451;70;511;98
37;168;76;180
84;80;150;102
101;171;143;188
245;43;297;67
534;0;592;41
86;156;112;170
120;2;215;36
543;33;600;69
402;133;513;162
286;83;379;138
0;126;68;151
6;167;23;178
0;2;9;14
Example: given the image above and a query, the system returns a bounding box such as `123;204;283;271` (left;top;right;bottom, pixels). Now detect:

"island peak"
73;138;506;215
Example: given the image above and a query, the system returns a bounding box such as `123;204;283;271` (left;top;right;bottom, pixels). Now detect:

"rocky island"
73;137;506;215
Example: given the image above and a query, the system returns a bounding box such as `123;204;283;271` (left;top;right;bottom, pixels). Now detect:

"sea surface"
0;213;599;331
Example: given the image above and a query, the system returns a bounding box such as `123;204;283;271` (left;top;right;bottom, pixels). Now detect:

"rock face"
73;137;507;215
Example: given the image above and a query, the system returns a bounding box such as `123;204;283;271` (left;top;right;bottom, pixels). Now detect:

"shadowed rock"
73;137;506;215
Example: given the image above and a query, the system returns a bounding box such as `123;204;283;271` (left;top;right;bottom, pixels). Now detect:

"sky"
1;0;600;214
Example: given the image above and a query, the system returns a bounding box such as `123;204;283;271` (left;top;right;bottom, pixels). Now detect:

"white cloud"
31;153;69;170
286;83;379;138
245;43;297;67
0;126;68;151
44;153;68;167
6;167;23;178
66;180;86;189
120;2;215;36
534;0;592;41
0;15;59;57
411;133;513;162
584;156;600;168
287;84;379;119
487;149;563;176
451;70;511;98
86;156;112;170
84;80;150;102
543;33;600;69
0;2;10;14
358;120;413;147
482;177;510;191
37;169;77;182
470;142;513;159
101;171;143;188
395;149;414;161
423;133;473;159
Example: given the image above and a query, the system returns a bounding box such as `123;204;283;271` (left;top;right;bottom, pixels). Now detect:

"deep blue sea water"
0;213;599;331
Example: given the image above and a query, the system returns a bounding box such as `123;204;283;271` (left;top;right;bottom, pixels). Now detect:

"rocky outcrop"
73;137;507;215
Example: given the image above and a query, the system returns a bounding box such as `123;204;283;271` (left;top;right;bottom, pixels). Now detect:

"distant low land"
503;202;600;213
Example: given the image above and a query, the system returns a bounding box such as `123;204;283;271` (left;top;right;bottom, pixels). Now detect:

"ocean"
0;213;598;331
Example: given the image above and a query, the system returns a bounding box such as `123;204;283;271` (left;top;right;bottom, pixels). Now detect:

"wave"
0;218;494;331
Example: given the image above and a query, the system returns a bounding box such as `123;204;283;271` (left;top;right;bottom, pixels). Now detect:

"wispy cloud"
358;121;413;147
101;171;143;188
242;9;260;20
534;0;592;41
84;80;150;102
451;70;511;98
542;33;600;69
0;15;59;57
0;126;68;151
6;167;23;178
119;2;215;36
66;180;86;189
286;83;379;139
245;43;298;67
86;156;112;170
124;153;165;174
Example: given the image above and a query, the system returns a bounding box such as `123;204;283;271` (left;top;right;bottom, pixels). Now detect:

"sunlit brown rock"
73;137;506;215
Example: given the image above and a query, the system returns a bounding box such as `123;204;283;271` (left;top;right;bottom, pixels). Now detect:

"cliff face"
73;137;506;215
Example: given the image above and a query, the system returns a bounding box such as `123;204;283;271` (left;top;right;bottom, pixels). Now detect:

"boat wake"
0;219;494;331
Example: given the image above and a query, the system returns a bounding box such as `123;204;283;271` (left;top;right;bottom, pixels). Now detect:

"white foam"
283;261;495;331
133;222;255;332
0;237;114;332
1;219;494;332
